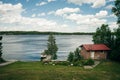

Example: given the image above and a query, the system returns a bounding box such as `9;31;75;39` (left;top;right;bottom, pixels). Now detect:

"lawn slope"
0;61;120;80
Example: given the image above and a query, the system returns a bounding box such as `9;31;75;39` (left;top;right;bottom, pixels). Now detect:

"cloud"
65;13;107;25
54;7;80;16
38;13;46;16
52;8;108;32
67;0;106;8
95;10;108;18
108;22;118;31
31;14;36;17
26;0;29;2
36;0;56;6
53;8;107;26
48;11;55;15
105;4;113;9
92;0;106;8
36;2;47;6
0;2;72;32
48;0;56;2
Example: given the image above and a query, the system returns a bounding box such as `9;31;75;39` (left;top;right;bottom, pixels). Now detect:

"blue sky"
0;0;118;32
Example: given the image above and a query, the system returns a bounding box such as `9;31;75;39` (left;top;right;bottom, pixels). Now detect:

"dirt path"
0;60;17;67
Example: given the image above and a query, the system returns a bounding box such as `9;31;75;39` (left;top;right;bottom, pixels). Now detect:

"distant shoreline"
0;31;94;35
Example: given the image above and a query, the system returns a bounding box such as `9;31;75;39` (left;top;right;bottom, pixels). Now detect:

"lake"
1;35;93;61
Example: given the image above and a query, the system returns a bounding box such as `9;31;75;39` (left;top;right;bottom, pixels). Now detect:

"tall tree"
110;27;120;61
45;34;58;60
0;36;5;63
112;0;120;25
110;0;120;62
93;24;112;47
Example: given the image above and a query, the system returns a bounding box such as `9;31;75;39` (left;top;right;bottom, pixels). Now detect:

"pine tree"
112;0;120;25
111;0;120;62
67;52;74;62
0;36;5;63
45;34;58;60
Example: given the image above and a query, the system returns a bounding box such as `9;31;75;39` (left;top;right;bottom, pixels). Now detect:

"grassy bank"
0;61;120;80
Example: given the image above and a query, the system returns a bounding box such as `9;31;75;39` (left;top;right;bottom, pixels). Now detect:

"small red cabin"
80;44;110;60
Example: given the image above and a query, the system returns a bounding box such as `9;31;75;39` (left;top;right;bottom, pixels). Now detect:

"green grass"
0;61;120;80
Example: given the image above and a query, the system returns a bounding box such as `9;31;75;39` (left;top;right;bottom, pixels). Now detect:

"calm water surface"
1;35;93;61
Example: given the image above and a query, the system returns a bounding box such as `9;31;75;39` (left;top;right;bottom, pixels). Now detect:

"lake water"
1;35;93;61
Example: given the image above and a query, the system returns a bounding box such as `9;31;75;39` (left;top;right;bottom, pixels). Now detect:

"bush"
0;58;5;63
73;61;83;66
52;61;70;66
67;52;74;62
84;59;94;65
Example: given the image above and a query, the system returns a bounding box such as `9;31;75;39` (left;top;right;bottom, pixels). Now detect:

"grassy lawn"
0;61;120;80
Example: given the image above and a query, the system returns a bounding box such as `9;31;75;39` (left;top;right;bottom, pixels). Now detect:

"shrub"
73;61;83;66
0;58;5;63
84;59;94;65
52;61;70;66
67;52;74;62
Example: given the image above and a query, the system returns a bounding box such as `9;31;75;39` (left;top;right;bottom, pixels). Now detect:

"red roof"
81;44;110;51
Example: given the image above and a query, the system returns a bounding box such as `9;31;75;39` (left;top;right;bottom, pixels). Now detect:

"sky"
0;0;118;32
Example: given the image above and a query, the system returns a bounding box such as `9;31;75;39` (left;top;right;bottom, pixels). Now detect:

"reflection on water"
2;35;93;61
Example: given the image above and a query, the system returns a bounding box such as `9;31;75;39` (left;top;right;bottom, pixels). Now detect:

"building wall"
94;51;107;59
80;47;107;60
80;47;91;59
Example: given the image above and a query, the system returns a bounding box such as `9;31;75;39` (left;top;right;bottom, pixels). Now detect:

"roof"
81;44;110;51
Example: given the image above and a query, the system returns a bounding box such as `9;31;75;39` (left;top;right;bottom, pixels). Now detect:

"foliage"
0;31;94;35
45;34;58;60
51;61;70;66
67;48;82;62
84;59;95;66
112;0;120;25
0;36;5;63
110;0;120;62
72;61;83;66
110;27;120;62
67;52;74;62
92;24;112;47
73;48;82;61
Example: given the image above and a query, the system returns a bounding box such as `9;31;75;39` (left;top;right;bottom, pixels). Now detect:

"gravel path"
0;60;17;67
84;61;100;69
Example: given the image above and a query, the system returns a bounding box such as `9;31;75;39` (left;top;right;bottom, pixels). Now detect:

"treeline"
93;0;120;62
0;31;94;35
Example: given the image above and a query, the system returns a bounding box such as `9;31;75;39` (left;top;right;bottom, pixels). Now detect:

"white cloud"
38;13;46;16
36;2;47;6
52;9;108;32
108;22;118;31
26;0;29;2
95;10;108;18
67;0;106;8
65;13;107;25
105;4;113;9
0;2;73;32
107;0;114;2
109;14;116;18
31;14;36;17
36;0;56;6
55;7;80;16
48;0;56;2
48;11;55;15
92;0;106;8
0;1;117;32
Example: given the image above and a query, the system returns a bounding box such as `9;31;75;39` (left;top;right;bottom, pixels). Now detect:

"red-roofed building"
80;44;110;60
